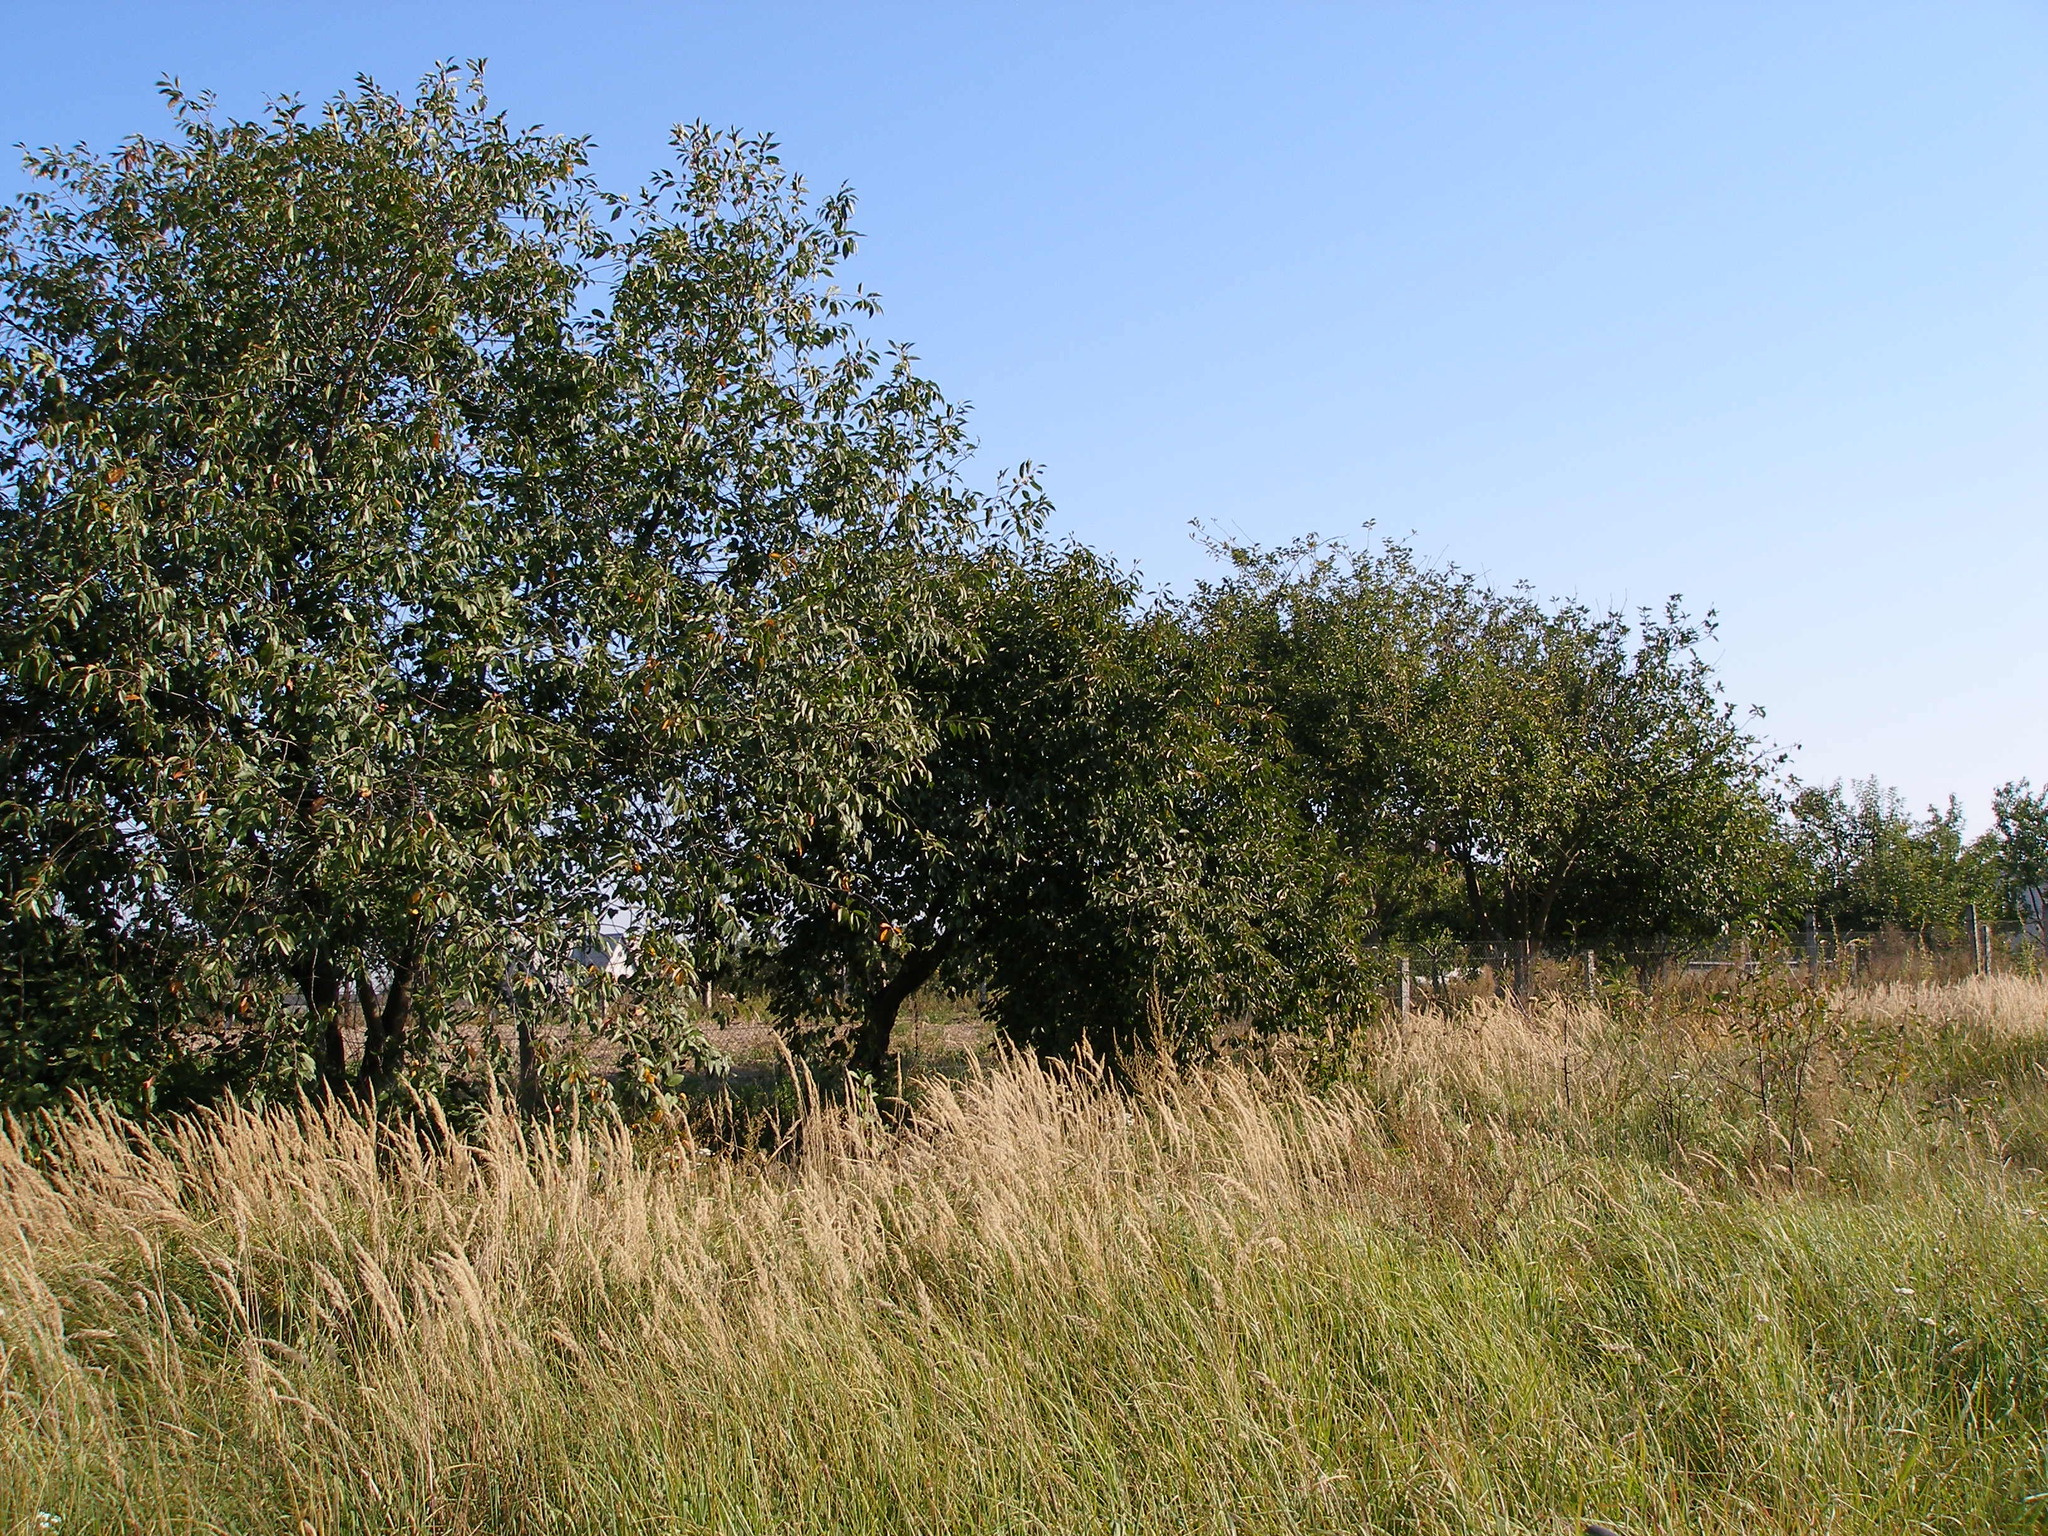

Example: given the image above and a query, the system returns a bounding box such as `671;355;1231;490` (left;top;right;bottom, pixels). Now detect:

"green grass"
4;977;2048;1533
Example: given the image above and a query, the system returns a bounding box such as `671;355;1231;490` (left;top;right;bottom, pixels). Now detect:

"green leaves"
1196;534;1783;950
1;67;1012;1106
2;66;1860;1106
753;539;1385;1067
1789;780;2002;936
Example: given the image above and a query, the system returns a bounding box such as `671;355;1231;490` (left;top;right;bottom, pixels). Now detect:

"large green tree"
1200;537;1782;975
0;70;1013;1108
753;540;1376;1071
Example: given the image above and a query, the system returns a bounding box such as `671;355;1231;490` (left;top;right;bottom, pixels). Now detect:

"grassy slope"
4;978;2048;1534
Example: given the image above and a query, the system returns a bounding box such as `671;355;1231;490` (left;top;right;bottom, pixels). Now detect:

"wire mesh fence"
1379;922;2047;1016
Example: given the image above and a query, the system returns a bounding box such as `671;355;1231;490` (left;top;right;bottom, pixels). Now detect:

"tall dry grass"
4;978;2048;1533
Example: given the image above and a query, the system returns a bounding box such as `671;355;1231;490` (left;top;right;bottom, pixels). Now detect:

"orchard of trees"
3;71;2041;1114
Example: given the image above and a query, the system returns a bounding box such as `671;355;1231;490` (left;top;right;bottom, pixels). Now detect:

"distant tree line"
3;72;2039;1113
1785;778;2048;941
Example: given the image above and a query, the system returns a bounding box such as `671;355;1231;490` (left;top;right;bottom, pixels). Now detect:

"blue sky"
4;2;2044;824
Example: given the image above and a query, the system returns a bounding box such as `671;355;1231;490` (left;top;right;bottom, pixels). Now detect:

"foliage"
963;582;1379;1059
1992;778;2048;913
0;913;201;1114
1786;779;1999;937
1196;535;1784;951
755;540;1379;1069
0;69;1017;1107
6;68;2028;1110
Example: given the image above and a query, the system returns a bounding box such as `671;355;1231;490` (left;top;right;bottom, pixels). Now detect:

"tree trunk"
1460;859;1491;935
363;926;423;1084
1512;936;1534;1009
515;1001;537;1111
848;943;948;1081
496;962;538;1110
375;953;419;1082
355;967;381;1084
297;952;345;1084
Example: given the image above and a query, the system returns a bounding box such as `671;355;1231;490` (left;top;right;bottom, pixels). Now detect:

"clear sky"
4;2;2044;825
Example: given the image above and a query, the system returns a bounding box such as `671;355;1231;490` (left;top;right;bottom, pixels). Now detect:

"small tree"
752;542;1127;1073
0;69;1011;1107
1787;780;1998;939
1991;780;2048;915
1202;536;1781;977
755;541;1375;1072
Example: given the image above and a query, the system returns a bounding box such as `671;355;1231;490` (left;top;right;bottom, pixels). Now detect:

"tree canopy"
3;70;2029;1116
0;68;1025;1109
1194;537;1784;960
751;539;1378;1070
1784;777;2046;941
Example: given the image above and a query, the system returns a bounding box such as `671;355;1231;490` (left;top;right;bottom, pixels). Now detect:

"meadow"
4;974;2048;1535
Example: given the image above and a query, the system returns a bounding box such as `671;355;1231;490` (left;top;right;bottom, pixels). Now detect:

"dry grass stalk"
3;980;2047;1533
